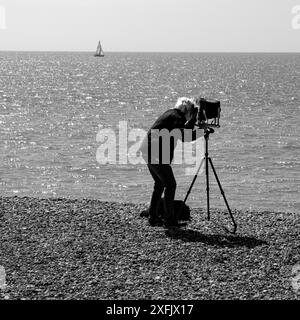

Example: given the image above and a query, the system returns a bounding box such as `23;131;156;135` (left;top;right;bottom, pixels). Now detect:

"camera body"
196;98;221;128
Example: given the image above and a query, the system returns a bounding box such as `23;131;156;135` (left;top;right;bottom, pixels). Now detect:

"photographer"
140;97;206;228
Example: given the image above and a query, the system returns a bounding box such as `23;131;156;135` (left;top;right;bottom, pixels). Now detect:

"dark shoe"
163;220;187;228
140;209;149;218
149;217;164;227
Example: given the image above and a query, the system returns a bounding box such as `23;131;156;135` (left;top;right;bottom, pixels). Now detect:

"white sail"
95;41;104;57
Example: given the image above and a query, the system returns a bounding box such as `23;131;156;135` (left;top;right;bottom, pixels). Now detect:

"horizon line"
0;50;300;54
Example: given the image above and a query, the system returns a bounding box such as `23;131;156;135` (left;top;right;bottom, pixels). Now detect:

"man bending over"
140;97;205;228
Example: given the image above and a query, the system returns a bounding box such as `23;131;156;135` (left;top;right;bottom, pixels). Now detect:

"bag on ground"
140;199;191;221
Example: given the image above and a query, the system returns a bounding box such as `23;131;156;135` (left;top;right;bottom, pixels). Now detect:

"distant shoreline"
0;50;300;54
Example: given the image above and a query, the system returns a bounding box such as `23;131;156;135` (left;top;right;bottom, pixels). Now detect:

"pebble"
0;196;298;300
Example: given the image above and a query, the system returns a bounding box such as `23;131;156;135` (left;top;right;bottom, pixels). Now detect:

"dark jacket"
140;109;202;164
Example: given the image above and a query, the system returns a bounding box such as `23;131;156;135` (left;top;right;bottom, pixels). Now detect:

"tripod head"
195;123;215;139
204;127;215;139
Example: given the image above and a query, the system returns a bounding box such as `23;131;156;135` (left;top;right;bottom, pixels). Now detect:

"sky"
0;0;299;52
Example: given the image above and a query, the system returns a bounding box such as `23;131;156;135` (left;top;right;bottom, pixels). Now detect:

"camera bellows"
197;98;221;127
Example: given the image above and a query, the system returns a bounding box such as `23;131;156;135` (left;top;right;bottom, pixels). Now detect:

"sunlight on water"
0;52;299;212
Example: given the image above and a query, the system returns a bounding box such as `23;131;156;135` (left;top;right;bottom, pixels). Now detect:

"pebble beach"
0;196;299;300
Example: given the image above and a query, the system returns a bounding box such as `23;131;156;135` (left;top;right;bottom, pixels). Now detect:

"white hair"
174;97;195;109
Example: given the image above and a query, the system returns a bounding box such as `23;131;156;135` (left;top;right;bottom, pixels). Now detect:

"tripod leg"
208;157;237;234
183;157;205;204
206;153;210;221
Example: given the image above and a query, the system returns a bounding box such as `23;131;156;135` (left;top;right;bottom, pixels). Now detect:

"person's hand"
184;119;196;129
197;123;211;130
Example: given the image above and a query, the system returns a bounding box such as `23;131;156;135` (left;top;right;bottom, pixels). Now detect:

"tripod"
183;128;237;234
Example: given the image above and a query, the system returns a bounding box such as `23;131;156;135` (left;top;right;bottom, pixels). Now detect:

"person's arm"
170;112;205;142
171;116;200;142
197;123;213;130
181;127;204;142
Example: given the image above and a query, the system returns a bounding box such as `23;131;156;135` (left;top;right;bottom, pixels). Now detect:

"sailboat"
94;41;104;57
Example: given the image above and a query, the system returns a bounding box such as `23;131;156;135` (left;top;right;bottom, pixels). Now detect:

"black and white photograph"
0;0;299;309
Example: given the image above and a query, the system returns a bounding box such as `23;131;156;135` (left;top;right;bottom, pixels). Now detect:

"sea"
0;52;299;213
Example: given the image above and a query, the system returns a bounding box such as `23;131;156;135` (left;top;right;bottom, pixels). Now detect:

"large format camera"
196;98;221;128
184;97;237;233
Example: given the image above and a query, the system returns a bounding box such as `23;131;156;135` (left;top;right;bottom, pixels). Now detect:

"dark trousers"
147;163;177;222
